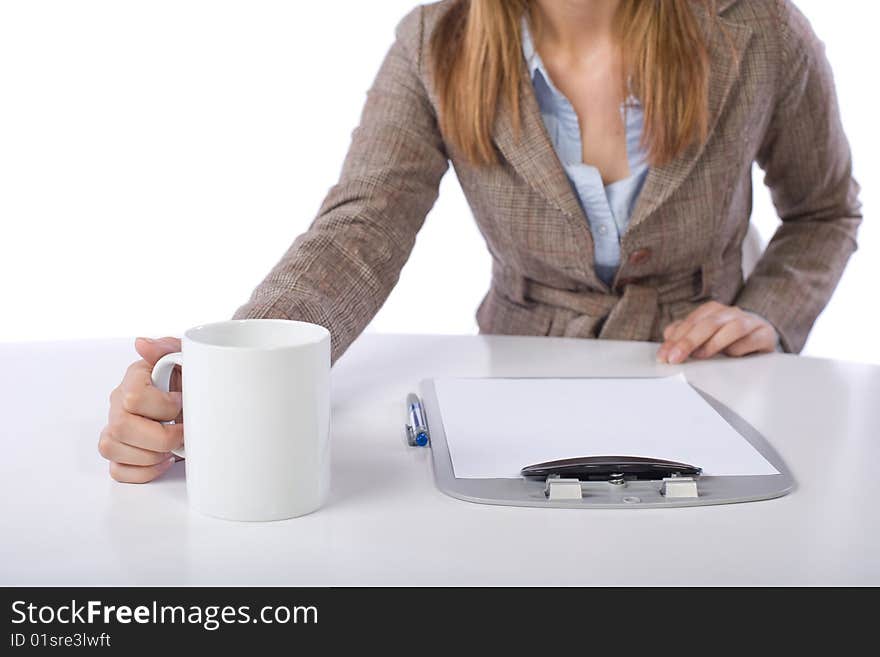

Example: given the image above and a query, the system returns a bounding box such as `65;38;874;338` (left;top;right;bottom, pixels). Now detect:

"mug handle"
150;352;186;459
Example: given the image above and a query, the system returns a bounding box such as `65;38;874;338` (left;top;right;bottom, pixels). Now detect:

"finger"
668;301;725;343
657;322;682;362
117;370;182;421
724;325;778;357
657;302;724;360
662;320;682;341
665;310;739;364
98;429;174;466
135;336;181;367
658;321;685;360
109;458;176;484
691;313;761;359
105;410;185;452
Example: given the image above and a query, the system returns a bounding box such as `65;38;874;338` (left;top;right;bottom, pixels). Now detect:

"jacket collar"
491;1;753;248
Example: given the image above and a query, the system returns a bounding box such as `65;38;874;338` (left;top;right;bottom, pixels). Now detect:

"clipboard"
416;377;795;509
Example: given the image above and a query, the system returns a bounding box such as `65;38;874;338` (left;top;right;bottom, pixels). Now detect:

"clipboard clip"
522;456;702;500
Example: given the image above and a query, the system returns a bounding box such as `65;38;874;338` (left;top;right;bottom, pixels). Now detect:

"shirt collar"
521;16;558;92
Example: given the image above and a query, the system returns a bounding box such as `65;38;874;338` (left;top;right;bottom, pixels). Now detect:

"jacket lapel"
625;6;753;232
492;70;588;224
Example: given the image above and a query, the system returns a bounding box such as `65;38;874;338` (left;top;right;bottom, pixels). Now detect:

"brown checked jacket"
232;0;862;363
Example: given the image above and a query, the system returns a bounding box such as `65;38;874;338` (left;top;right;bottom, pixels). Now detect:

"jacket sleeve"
231;7;449;364
734;0;862;353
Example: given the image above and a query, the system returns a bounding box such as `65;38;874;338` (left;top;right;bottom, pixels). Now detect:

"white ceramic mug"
150;319;331;521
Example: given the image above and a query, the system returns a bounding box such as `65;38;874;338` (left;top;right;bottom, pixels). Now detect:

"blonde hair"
430;0;723;167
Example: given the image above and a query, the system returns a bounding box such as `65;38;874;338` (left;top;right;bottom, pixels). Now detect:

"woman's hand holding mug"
100;319;331;521
98;336;184;483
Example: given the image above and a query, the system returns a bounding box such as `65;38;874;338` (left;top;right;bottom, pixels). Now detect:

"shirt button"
627;248;652;266
597;224;609;236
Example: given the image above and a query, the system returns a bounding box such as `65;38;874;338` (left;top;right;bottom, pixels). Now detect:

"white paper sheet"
433;375;779;478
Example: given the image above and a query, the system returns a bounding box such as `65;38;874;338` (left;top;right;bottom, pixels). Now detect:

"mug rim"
184;318;330;351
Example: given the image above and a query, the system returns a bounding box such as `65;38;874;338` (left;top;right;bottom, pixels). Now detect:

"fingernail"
138;337;155;344
656;352;666;363
166;456;177;466
669;348;683;364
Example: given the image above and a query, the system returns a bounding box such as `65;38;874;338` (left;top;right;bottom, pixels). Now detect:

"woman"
99;0;861;482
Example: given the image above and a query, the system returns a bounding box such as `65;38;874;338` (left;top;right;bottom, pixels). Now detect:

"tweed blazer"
232;0;862;363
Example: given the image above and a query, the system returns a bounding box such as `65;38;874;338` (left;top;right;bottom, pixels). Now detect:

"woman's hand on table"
656;301;779;364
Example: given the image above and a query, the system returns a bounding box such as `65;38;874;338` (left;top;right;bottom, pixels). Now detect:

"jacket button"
627;248;652;266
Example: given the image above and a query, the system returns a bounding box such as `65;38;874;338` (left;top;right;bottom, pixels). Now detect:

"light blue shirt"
521;20;650;287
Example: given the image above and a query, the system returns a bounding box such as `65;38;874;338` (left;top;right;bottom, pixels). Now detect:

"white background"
1;1;876;363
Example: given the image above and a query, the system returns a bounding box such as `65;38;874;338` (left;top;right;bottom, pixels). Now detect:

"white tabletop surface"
2;333;878;586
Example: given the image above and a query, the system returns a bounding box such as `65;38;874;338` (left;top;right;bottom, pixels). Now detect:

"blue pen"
405;393;430;447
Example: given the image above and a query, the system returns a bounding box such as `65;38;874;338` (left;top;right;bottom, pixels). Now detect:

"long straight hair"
429;0;722;167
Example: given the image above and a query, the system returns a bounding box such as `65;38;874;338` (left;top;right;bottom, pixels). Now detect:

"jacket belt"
493;264;711;341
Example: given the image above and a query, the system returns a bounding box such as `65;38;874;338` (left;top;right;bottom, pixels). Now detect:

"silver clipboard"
418;377;795;509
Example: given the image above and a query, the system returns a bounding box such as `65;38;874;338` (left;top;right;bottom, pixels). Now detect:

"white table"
2;334;878;586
